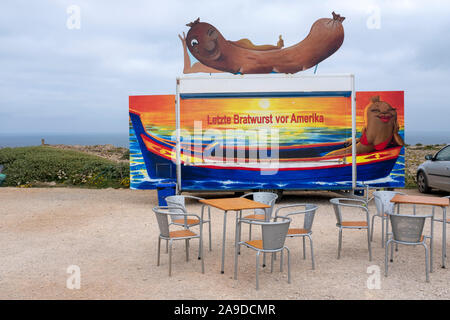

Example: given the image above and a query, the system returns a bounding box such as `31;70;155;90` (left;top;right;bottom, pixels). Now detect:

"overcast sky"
0;0;449;138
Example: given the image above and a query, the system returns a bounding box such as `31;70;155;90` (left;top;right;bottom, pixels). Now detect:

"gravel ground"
0;187;449;300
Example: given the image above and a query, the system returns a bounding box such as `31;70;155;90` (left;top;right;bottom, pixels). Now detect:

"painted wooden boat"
130;110;402;190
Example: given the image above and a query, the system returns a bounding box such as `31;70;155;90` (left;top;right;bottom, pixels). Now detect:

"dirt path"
0;187;449;299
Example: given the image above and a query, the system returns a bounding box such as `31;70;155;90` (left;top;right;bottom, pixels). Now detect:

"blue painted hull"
179;159;397;190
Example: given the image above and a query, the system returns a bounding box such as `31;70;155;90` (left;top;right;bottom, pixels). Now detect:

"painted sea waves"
129;123;172;189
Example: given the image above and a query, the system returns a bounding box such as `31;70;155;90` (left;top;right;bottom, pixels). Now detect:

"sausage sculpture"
185;12;345;74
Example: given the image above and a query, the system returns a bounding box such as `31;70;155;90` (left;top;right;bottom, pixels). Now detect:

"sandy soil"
0;187;449;300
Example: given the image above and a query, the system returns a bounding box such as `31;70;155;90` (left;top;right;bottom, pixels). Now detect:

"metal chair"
385;213;432;282
274;204;318;269
234;216;291;290
330;198;372;261
239;192;278;240
152;206;204;277
165;195;212;255
372;191;407;248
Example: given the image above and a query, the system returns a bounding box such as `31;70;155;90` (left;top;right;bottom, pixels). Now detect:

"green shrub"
120;149;130;160
405;173;417;189
0;146;129;188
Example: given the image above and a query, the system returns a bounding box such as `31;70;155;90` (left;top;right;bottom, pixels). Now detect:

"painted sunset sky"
130;92;403;142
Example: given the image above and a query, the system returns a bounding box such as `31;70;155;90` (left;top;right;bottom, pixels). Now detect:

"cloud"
0;0;449;136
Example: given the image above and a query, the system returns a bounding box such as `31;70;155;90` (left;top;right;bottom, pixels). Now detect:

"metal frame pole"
351;75;357;190
175;78;182;194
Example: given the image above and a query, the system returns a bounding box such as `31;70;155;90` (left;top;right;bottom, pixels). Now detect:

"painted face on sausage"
186;20;223;62
366;97;397;126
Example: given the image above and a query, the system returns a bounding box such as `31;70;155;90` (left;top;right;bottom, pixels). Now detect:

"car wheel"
417;171;431;193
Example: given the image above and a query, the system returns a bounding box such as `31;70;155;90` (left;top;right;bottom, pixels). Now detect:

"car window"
435;146;450;161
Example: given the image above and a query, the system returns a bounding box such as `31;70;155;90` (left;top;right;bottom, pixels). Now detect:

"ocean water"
1;131;446;149
0;133;129;148
404;131;449;146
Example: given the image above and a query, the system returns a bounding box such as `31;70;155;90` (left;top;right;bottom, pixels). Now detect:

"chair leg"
385;240;391;277
249;224;252;241
166;239;169;254
286;247;291;284
198;223;202;260
238;220;242;255
157;237;161;266
208;207;212;252
337;228;343;259
280;250;284;272
263;252;266;268
271;253;274;273
381;217;385;248
185;239;189;262
424;243;430;282
302;237;306;259
385;217;389;247
208;220;212;252
308;235;315;270
198;220;205;260
390;238;395;262
168;239;173;277
370;215;376;242
234;242;239;280
256;251;261;290
367;227;372;261
200;237;204;274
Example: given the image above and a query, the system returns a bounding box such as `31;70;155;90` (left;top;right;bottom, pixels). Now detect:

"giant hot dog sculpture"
185;12;345;74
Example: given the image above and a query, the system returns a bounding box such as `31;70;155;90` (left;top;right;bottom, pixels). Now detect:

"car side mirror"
425;154;433;161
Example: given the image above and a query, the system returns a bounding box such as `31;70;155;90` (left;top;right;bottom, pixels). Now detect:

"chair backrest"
261;217;291;250
331;197;372;226
373;191;400;215
303;204;317;231
330;198;343;225
248;192;278;219
389;213;429;243
152;206;172;238
165;195;186;221
276;204;317;232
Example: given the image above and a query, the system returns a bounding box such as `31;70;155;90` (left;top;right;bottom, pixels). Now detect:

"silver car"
417;145;450;193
